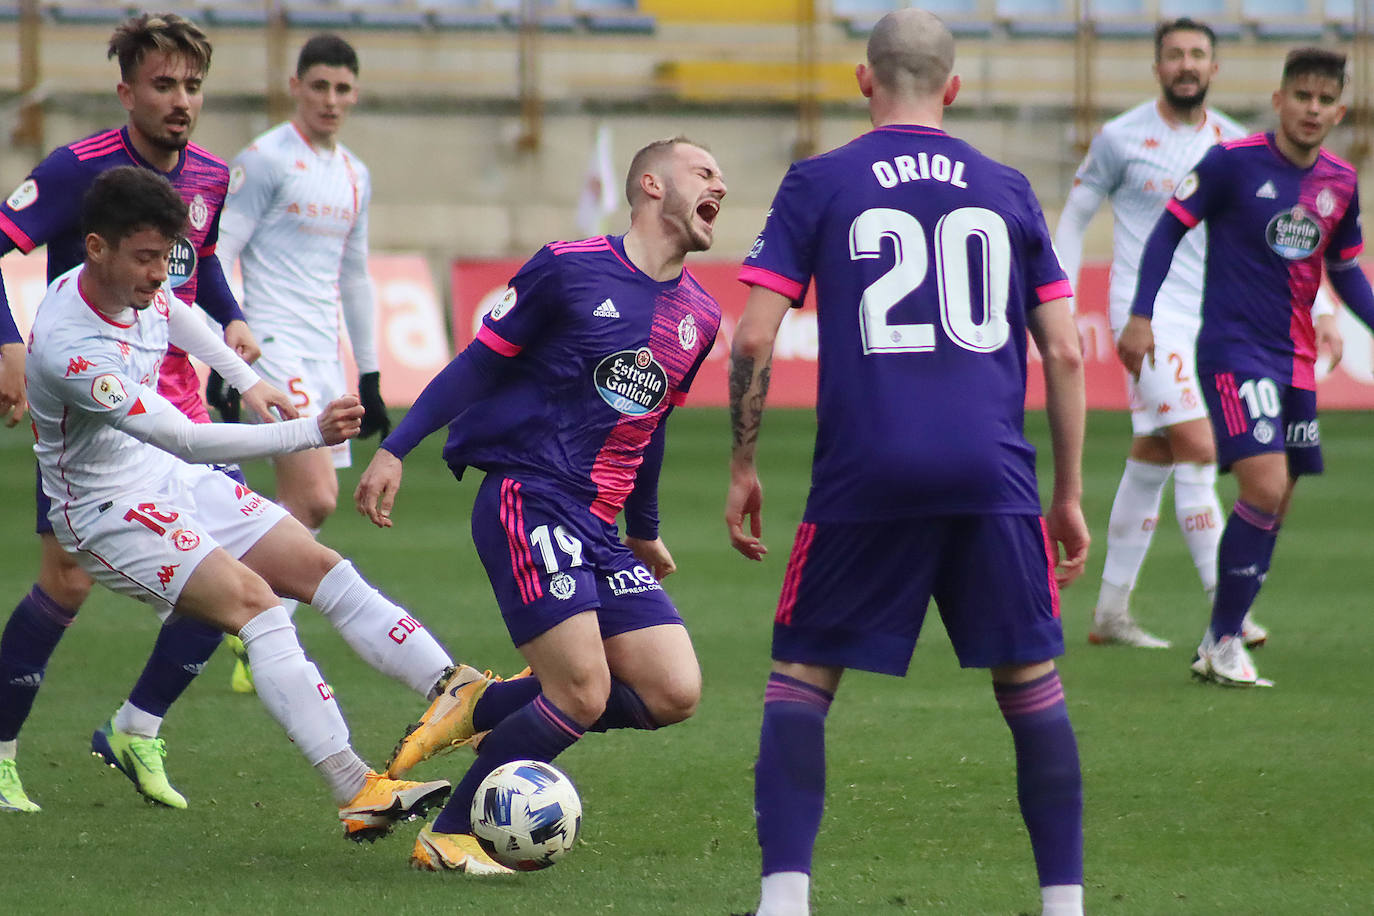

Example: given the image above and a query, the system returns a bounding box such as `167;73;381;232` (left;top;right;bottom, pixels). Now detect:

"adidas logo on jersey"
593;299;620;319
1256;181;1277;199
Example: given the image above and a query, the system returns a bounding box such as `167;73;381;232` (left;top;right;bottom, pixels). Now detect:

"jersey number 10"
850;206;1011;356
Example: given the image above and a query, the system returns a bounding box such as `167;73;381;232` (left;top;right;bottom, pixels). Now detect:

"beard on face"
1162;78;1209;111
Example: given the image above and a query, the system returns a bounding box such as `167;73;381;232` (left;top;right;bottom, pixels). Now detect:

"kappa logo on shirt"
66;356;95;377
1255;180;1277;199
157;564;179;590
593;298;620;319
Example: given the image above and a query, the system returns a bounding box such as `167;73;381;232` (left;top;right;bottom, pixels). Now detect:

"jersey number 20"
850;206;1011;355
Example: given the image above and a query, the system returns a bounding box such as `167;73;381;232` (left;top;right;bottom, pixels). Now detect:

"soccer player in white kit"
27;166;456;841
214;35;385;689
1054;19;1335;648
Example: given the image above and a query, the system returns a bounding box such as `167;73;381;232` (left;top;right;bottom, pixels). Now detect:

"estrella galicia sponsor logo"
167;236;197;287
549;572;577;601
1253;420;1275;444
594;346;667;416
1286;418;1320;447
604;565;662;597
1265;206;1323;260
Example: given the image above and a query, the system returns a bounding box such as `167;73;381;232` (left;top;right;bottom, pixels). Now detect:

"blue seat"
575;0;653;34
278;1;358;28
423;0;505;29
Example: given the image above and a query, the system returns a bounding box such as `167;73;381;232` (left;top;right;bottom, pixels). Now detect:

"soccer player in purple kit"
725;11;1087;916
354;137;726;874
0;13;261;813
1118;47;1374;688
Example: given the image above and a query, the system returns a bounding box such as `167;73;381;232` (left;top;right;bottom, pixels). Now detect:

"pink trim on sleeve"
0;211;36;253
476;324;522;357
1165;198;1200;228
1340;242;1365;261
1036;279;1073;303
738;265;805;300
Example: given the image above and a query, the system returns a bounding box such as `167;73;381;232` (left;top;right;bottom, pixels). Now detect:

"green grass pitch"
1;408;1371;914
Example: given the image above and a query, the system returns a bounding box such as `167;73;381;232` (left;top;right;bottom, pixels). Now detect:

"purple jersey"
740;126;1070;522
442;235;720;523
1163;133;1362;389
0;126;233;316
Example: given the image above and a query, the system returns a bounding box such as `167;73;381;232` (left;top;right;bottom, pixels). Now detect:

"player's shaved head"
108;12;212;81
82;166;187;245
624;136;709;207
866;8;954;96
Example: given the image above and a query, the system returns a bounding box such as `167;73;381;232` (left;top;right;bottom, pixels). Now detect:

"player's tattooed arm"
729;355;770;452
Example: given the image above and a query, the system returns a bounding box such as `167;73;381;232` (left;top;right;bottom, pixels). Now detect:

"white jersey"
1074;100;1246;332
219;122;377;372
28;269;188;513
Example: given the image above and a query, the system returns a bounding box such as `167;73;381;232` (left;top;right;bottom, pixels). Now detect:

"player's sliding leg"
752;664;838;916
411;612;609;874
238;519;454;700
176;550;450;840
992;661;1084;916
1091;457;1171;648
387;622;697;776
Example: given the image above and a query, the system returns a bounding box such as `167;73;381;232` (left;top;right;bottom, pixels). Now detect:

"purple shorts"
1202;371;1322;476
772;514;1064;675
470;474;683;648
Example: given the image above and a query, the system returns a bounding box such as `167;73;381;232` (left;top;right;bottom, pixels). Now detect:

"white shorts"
250;337;351;469
53;464;290;619
1125;322;1209;437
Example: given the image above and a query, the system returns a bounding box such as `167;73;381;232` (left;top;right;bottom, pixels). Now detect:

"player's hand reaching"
358;371;391;439
223;319;261;364
1316;312;1344;371
625;536;677;580
0;342;27;427
1045;499;1090;587
355;447;404;528
726;462;767;561
240;380;298;422
317;395;363;445
1115;315;1154;379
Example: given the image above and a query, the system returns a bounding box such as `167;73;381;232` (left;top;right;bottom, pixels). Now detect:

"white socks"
310;560;452;697
1173;462;1223;595
1098;459;1171;616
1042;884;1084;916
112;701;162;739
238;606;349;767
757;872;810;916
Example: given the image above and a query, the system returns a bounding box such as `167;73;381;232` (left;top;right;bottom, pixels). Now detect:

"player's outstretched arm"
1051;182;1107;304
1028;297;1089;586
727;286;792;561
354;447;404;529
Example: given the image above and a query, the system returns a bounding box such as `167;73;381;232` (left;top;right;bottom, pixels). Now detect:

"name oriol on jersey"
871;153;969;190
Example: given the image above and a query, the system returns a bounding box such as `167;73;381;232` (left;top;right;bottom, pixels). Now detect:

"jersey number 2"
850;206;1011;355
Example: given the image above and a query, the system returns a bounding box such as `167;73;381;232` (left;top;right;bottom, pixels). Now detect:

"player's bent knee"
646;679;700;726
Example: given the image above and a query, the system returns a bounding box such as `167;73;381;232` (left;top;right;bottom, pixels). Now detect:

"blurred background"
0;1;1364;264
0;2;1367;406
